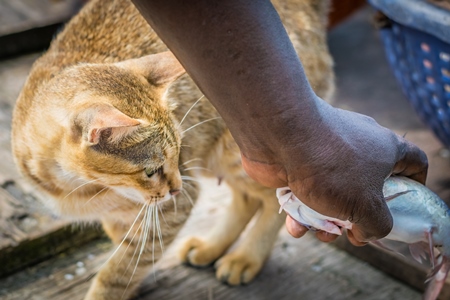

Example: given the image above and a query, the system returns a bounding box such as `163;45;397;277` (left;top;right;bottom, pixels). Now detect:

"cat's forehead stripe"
91;127;175;166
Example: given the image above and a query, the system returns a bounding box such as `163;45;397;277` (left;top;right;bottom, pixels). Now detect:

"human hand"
242;100;428;246
131;0;427;246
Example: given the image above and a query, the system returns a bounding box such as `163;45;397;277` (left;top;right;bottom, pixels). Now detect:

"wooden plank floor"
0;178;422;300
0;53;103;277
0;4;449;300
0;0;82;58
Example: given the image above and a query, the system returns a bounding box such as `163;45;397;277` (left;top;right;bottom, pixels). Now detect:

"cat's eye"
145;167;162;178
145;167;157;178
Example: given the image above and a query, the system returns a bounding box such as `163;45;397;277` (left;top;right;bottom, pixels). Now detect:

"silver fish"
379;176;450;300
278;176;450;300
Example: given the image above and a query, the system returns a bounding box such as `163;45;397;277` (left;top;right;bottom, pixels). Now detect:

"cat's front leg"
85;215;160;300
214;188;285;285
179;189;260;267
179;185;284;286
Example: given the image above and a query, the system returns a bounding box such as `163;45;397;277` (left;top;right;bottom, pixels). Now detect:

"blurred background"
0;0;449;299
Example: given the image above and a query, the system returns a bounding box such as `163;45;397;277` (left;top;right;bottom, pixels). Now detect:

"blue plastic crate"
369;0;450;147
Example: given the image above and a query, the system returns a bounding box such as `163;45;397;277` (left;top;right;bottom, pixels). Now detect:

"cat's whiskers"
181;188;195;207
181;157;203;166
180;144;192;150
151;206;165;279
122;204;153;299
181;180;198;191
178;95;205;127
152;206;156;270
63;178;101;200
156;206;164;251
121;202;165;289
96;203;147;274
183;166;211;173
181;175;202;184
119;205;149;278
120;224;145;276
156;203;168;225
120;224;149;271
83;186;110;206
181;117;222;134
172;195;177;216
59;171;84;184
149;205;159;281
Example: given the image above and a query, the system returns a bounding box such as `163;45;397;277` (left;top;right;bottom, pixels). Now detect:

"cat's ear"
116;51;185;88
80;104;141;145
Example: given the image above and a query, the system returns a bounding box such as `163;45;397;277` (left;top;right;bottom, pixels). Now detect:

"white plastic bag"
277;187;353;235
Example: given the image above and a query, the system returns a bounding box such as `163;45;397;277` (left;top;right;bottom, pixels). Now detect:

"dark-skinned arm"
131;0;428;245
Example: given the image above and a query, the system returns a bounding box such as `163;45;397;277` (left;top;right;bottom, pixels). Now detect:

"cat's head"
39;52;186;208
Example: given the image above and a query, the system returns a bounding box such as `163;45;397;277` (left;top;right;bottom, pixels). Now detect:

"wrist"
233;94;328;164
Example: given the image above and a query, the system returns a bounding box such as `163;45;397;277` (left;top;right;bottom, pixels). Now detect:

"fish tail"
424;257;449;300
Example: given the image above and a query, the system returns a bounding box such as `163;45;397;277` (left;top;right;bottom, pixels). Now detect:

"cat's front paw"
178;236;224;267
214;252;262;286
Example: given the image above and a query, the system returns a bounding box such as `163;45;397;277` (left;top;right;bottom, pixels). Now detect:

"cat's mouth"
146;192;172;204
111;187;173;204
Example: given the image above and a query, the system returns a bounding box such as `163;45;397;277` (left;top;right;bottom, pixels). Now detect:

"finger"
241;154;287;188
350;188;393;243
315;230;339;243
346;229;368;246
392;138;428;184
285;216;309;238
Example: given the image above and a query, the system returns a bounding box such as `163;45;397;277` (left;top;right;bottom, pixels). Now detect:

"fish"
277;176;450;300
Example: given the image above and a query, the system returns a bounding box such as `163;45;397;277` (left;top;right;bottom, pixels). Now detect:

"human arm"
131;0;428;245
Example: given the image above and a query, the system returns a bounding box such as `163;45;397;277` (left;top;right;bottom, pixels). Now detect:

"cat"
11;0;334;299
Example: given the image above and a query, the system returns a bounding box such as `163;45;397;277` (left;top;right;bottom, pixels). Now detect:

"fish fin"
409;242;430;264
371;240;405;257
424;257;449;300
426;229;437;269
427;254;444;280
384;190;415;202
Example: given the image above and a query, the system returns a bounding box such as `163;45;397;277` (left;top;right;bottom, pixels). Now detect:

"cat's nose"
169;189;180;196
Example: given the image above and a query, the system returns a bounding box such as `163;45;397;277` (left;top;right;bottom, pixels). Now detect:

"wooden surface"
0;4;449;300
0;54;103;277
0;179;422;300
328;0;367;28
0;0;82;58
428;0;450;11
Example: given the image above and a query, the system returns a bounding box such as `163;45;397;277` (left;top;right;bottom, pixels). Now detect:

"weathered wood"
0;0;83;58
0;53;104;277
0;223;104;278
334;238;450;300
0;187;29;246
0;4;447;300
328;0;367;28
0;238;112;300
0;182;422;299
428;0;450;11
0;0;82;35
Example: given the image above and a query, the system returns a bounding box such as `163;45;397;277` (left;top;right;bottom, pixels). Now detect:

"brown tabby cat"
11;0;334;299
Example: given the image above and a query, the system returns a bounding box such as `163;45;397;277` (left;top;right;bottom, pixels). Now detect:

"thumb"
346;192;393;246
